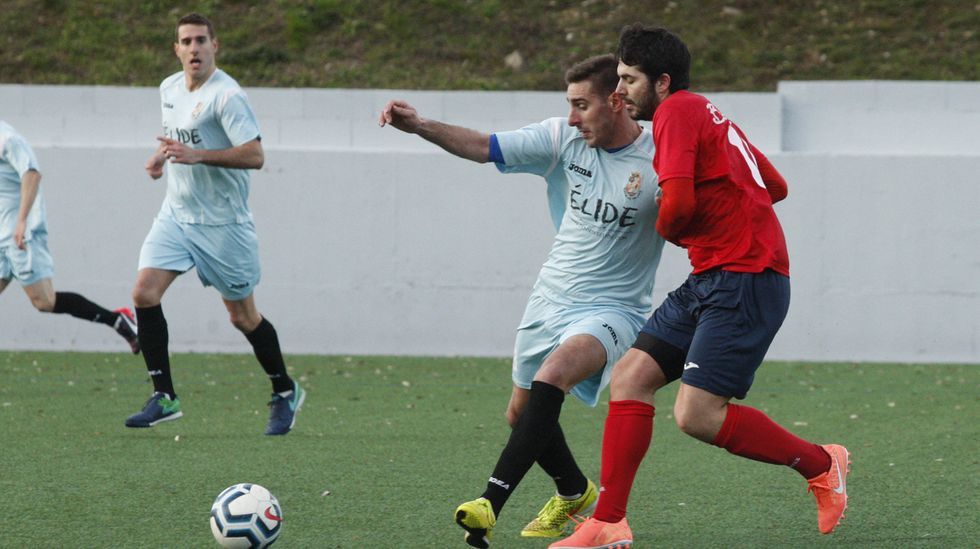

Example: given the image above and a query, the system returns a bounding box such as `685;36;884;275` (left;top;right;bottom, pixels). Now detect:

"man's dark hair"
617;24;690;92
564;54;620;97
175;12;215;41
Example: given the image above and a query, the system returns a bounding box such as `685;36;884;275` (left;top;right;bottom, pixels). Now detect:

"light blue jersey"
496;118;664;405
158;69;261;225
495;118;664;316
0;121;45;248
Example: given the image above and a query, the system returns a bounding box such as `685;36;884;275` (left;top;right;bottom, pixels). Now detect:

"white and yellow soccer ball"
209;483;283;548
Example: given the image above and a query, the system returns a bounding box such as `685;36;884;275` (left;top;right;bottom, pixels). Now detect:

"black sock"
244;317;293;394
481;381;565;517
52;292;117;326
135;305;175;399
535;423;589;497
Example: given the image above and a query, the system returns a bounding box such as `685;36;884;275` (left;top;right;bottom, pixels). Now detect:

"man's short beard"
631;102;653;120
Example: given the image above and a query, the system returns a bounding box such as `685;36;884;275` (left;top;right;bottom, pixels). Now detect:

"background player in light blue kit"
0;121;139;353
380;54;674;548
124;13;304;435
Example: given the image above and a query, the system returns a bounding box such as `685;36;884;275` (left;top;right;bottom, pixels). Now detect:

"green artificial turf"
0;352;976;547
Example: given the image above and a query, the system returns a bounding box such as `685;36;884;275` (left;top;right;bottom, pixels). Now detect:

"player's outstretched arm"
379;99;490;163
157;137;264;170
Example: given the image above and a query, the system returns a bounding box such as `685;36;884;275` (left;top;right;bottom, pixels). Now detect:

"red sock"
712;403;831;479
593;400;655;522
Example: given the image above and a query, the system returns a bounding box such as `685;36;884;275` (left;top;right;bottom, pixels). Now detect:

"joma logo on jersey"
570;188;638;227
164;126;202;145
568;162;593;178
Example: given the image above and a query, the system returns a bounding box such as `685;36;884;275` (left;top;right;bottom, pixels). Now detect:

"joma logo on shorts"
229;282;250;289
602;322;619;345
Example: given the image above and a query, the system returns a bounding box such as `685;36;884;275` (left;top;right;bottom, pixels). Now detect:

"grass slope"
2;1;977;90
1;351;977;547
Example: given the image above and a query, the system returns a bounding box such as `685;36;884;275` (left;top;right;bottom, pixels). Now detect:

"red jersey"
653;90;789;275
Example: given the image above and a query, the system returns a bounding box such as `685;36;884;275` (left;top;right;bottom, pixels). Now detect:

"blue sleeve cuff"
489;134;505;164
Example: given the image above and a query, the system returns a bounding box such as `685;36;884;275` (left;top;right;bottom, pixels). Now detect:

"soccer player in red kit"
551;25;850;548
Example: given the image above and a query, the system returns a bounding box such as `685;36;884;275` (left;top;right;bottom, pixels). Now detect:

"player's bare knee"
673;400;713;439
229;314;249;332
610;355;663;399
608;371;632;399
673;404;697;436
32;294;55;312
230;312;261;333
674;406;713;440
532;369;573;393
131;292;150;308
618;361;642;382
131;285;158;308
504;399;526;428
505;407;520;428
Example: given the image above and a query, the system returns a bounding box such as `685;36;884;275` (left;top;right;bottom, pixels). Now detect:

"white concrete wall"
772;153;980;363
780;81;980;154
1;82;977;362
0;85;782;153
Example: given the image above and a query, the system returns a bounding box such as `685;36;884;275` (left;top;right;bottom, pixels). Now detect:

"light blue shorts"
138;213;260;301
512;290;646;407
0;233;54;286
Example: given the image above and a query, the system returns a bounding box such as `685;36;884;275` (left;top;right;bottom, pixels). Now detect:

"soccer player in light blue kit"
0;121;139;352
380;55;674;547
124;13;304;435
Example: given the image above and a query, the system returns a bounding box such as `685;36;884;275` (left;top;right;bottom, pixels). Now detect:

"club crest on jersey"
624;171;642;199
191;102;205;119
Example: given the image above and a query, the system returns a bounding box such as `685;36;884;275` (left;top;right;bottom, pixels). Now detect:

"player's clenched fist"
378;100;423;133
145;144;166;179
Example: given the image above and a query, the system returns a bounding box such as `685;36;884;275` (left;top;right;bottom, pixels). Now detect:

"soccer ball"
209;483;283;548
